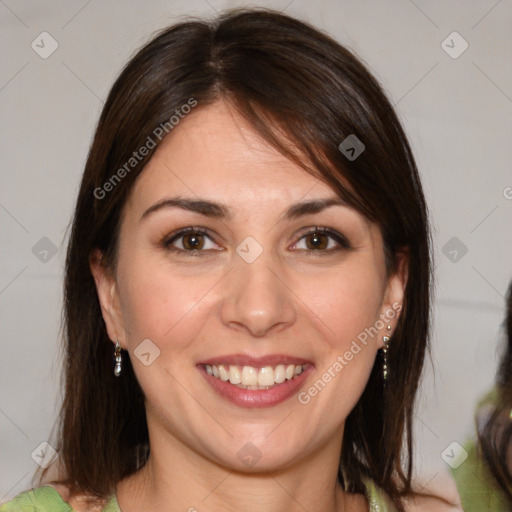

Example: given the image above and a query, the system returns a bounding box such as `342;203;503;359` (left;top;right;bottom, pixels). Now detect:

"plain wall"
1;0;511;500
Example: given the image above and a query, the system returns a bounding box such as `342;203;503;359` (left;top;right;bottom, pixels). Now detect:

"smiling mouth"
203;363;306;390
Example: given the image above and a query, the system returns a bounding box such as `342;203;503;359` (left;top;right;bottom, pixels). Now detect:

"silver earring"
382;325;391;381
114;341;122;377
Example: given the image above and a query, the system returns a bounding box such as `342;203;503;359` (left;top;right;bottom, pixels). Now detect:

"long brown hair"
478;280;512;499
37;9;432;510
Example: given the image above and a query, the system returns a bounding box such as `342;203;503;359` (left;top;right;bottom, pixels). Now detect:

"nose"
219;252;297;338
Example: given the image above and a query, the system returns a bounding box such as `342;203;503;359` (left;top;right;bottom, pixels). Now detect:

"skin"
89;99;408;512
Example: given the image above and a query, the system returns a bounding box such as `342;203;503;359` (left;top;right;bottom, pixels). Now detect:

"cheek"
115;259;223;411
116;254;221;350
292;261;385;412
296;263;385;348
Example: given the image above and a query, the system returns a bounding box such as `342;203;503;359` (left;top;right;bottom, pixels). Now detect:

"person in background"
452;280;512;510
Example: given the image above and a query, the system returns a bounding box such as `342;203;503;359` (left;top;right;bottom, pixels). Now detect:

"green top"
0;479;397;511
451;389;511;512
0;486;119;512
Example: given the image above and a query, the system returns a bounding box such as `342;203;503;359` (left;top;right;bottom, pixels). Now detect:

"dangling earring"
382;325;391;381
114;341;122;377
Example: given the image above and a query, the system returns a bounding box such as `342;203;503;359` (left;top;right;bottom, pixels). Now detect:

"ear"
378;249;409;347
89;249;126;348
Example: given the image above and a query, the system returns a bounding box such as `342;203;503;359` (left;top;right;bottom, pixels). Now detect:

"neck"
116;425;366;512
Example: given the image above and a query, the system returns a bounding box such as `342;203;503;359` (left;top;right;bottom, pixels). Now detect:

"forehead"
126;100;339;213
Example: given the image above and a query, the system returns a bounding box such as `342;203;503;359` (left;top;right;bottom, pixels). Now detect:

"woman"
0;9;459;512
452;280;512;510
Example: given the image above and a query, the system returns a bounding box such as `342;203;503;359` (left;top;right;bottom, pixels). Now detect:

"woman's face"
92;100;405;472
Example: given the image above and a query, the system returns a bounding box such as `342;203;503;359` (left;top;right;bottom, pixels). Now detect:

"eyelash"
162;227;219;256
162;226;351;256
293;226;351;253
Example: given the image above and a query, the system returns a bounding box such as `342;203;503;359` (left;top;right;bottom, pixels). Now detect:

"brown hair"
37;9;432;510
478;280;512;499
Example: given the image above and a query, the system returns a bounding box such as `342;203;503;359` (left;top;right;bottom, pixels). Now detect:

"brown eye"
292;227;351;253
305;232;328;250
163;228;220;254
182;233;205;250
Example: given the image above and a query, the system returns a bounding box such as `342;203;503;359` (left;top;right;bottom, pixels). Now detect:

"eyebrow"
139;196;348;222
284;197;347;219
140;198;230;221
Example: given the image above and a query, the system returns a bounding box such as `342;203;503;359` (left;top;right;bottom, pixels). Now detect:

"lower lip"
198;365;314;408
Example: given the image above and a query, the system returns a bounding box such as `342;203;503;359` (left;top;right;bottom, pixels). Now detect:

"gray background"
1;0;511;501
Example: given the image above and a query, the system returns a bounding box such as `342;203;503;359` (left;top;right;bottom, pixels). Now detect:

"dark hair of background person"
35;8;433;511
478;281;512;500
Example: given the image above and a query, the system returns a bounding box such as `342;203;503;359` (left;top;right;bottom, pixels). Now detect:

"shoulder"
405;474;463;512
0;486;72;511
49;484;118;512
0;485;118;512
403;495;463;512
363;476;463;512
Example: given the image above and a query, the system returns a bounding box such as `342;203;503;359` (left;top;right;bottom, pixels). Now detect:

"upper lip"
197;354;313;367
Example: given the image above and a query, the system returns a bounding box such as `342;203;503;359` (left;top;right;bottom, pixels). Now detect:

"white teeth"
206;363;305;387
229;365;241;384
218;365;229;381
241;366;258;386
274;364;286;384
257;366;275;386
